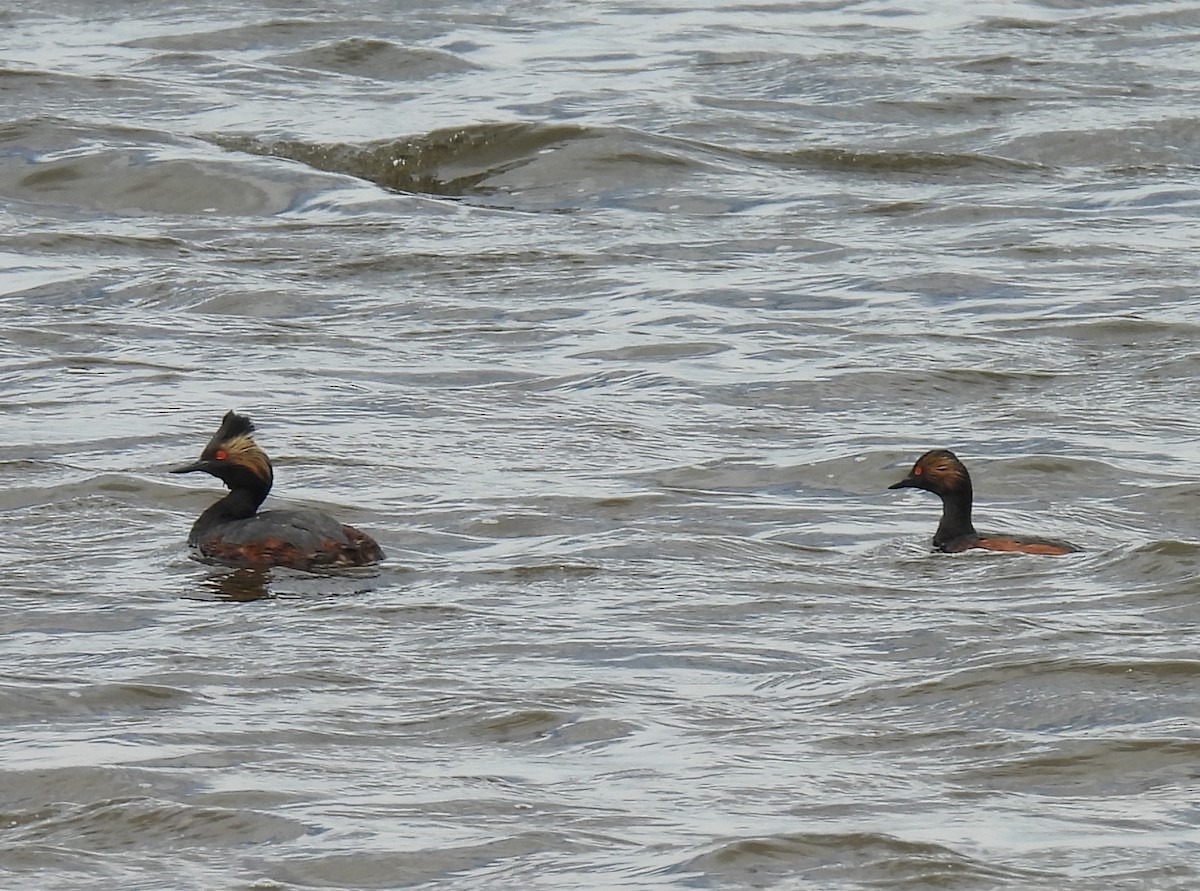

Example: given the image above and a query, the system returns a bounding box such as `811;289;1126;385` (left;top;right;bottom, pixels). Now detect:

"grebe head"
889;448;970;496
171;410;273;494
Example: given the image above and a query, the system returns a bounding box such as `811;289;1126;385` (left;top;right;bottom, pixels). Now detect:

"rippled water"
4;1;1200;889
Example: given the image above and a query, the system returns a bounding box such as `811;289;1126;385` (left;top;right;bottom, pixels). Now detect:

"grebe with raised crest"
172;411;383;570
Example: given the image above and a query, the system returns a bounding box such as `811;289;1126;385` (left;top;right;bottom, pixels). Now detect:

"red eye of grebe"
214;449;227;460
913;466;923;475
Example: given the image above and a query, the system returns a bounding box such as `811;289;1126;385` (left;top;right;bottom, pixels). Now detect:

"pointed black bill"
170;460;211;475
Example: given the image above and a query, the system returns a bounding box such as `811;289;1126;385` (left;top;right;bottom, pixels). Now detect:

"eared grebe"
889;449;1079;555
171;411;384;570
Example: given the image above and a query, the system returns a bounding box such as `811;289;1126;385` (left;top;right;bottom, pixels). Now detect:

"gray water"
3;1;1200;889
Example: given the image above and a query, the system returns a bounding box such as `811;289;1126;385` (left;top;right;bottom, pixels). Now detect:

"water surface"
3;1;1200;889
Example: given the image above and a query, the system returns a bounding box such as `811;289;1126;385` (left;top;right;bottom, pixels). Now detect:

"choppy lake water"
3;1;1200;889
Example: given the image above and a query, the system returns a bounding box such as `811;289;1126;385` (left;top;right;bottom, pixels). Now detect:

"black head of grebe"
171;411;383;570
889;449;1079;555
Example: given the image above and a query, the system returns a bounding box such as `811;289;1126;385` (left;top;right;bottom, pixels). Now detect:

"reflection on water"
197;566;274;602
2;1;1200;889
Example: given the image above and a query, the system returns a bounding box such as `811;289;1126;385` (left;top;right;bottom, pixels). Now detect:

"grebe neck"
190;484;269;542
933;483;976;550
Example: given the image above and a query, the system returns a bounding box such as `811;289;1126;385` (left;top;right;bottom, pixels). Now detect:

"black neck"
189;485;268;543
933;483;976;550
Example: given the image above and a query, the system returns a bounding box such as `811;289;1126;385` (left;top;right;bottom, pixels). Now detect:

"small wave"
667;831;1036;886
267;831;591;888
271;37;481;81
829;653;1200;738
749;145;1045;179
0;117;354;217
121;19;333;53
211;123;720;209
954;736;1200;797
9;796;311;849
469;707;638;747
213;123;596;199
0;681;192;722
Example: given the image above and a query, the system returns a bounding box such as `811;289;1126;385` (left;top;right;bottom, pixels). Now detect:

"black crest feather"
215;411;255;441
